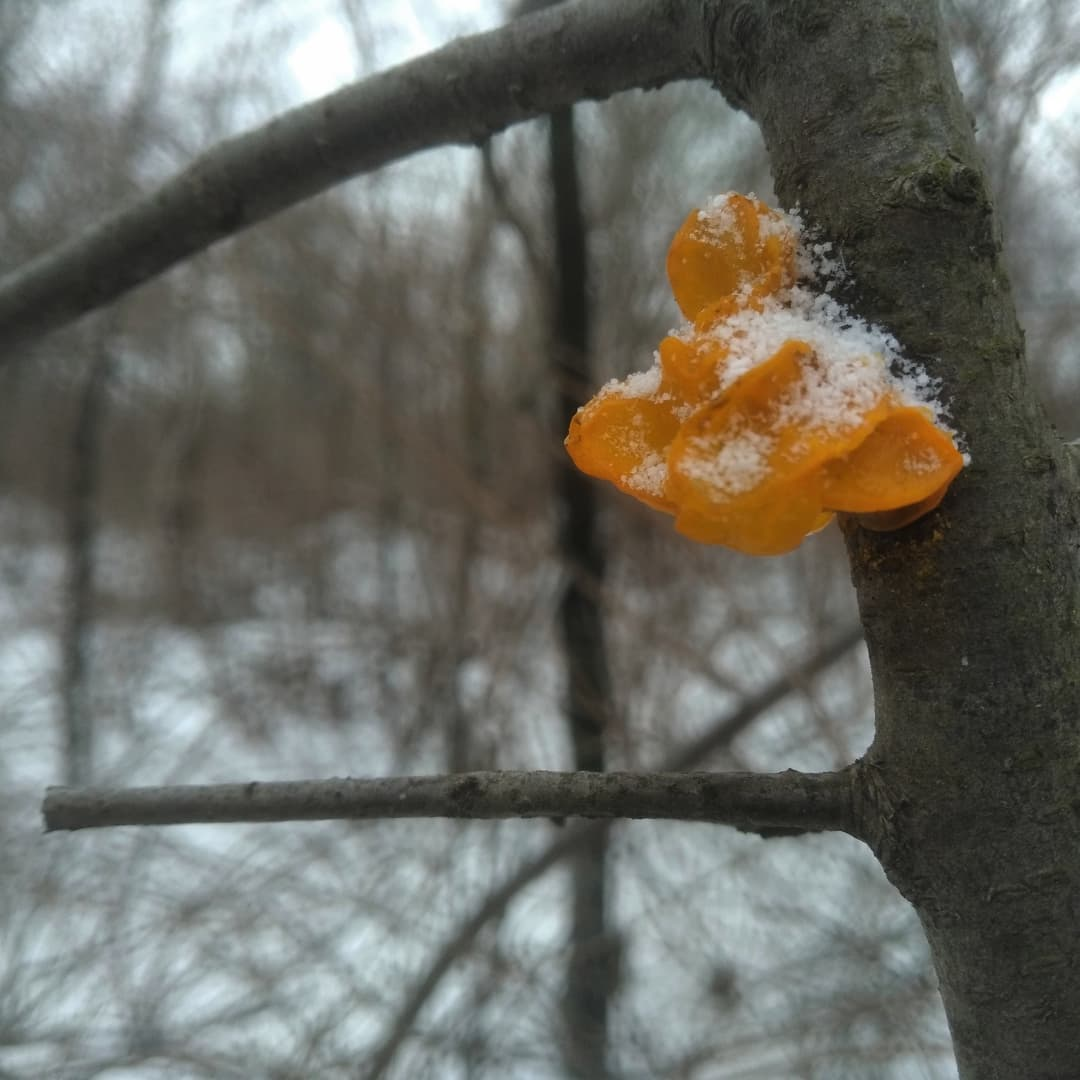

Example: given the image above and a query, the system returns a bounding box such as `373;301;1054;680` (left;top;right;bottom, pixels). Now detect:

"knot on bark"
886;153;986;211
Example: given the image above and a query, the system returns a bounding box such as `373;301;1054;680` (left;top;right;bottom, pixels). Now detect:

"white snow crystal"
590;193;966;509
679;425;774;496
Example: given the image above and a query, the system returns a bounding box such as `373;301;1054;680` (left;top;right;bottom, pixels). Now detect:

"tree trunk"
14;1;1080;1073
548;99;617;1080
714;1;1080;1074
60;344;111;785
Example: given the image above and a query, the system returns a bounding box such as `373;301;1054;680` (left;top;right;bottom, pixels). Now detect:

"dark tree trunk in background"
513;2;621;1063
59;1;173;784
508;0;618;1072
547;101;617;1080
60;345;111;785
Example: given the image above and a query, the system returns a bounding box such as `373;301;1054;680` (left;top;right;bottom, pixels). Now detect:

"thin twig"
43;767;855;835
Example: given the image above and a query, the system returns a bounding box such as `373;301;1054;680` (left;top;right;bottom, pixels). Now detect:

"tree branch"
43;767;854;835
359;624;864;1079
0;0;718;351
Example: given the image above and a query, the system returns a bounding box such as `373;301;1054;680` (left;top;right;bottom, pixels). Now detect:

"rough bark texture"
42;768;854;832
715;1;1080;1075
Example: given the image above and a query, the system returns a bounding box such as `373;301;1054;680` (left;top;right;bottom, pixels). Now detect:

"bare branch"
38;624;864;1080
43;768;854;835
480;141;549;283
665;622;865;770
365;821;617;1080
363;624;865;1079
0;0;713;351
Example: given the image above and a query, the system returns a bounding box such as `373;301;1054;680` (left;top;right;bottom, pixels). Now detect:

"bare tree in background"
60;0;174;786
531;3;616;1071
1;1;1079;1078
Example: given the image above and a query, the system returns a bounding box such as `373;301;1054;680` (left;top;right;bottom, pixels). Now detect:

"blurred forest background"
1;1;1077;1077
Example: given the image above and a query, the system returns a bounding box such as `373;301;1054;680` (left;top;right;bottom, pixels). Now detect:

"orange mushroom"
666;194;796;319
565;390;682;512
565;194;966;555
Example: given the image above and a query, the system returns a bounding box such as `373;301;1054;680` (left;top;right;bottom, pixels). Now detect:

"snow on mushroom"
565;193;965;556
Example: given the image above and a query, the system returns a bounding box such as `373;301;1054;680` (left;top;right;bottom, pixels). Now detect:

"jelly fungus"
564;194;964;555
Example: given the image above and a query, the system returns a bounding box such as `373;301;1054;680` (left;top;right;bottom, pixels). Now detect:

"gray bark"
0;0;707;352
21;1;1077;1074
722;2;1080;1076
42;767;852;833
